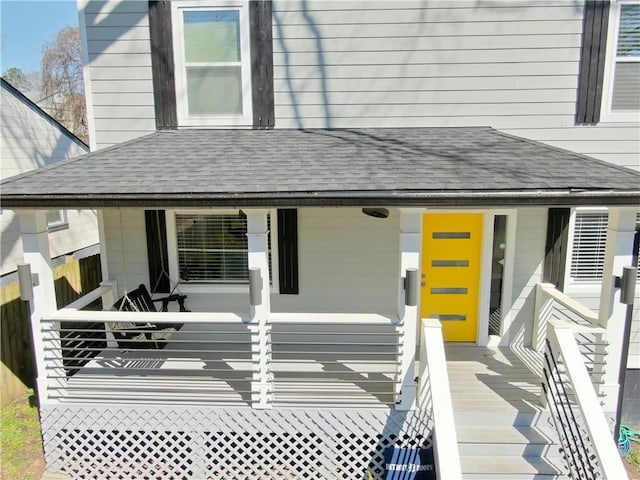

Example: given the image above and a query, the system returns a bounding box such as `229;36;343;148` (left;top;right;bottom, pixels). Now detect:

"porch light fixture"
362;207;389;219
249;267;263;306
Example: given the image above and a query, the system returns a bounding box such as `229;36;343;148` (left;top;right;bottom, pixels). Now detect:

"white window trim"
172;0;253;127
564;207;609;289
166;209;278;294
47;210;69;232
600;0;640;123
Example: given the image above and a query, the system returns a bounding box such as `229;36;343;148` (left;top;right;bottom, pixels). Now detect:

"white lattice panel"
41;406;432;479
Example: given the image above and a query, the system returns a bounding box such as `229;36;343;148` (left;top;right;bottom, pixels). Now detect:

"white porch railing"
269;313;401;407
42;308;253;405
417;318;462;480
37;286;406;409
543;318;628;480
534;283;608;396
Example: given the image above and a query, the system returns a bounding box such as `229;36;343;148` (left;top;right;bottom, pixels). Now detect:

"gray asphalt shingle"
1;127;638;207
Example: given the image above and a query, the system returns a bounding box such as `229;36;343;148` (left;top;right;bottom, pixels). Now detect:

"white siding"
504;207;546;345
81;0;639;169
0;83;99;276
101;209;150;293
271;207;399;314
103;207;400;314
80;0;155;150
272;0;640;170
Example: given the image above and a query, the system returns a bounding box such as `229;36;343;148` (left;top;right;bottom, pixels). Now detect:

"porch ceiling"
1;127;638;208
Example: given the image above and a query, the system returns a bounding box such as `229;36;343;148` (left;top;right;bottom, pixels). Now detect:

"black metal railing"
542;338;601;479
551;306;608;395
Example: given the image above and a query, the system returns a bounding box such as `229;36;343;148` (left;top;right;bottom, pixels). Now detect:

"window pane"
187;66;243;115
47;210;63;225
612;62;640;110
184;10;240;63
617;4;640;57
176;213;249;283
570;213;608;282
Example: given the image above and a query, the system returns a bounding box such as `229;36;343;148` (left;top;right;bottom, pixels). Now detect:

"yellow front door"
421;213;483;342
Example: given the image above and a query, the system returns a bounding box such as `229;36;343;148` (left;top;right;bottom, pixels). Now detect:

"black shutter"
544;208;571;291
149;0;177;129
250;0;275;128
277;209;298;294
575;0;610;125
145;210;170;293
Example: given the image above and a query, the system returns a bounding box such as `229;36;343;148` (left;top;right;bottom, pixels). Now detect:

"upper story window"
172;1;252;127
603;1;640;121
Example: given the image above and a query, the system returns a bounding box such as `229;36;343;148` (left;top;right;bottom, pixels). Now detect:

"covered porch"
3;127;638;479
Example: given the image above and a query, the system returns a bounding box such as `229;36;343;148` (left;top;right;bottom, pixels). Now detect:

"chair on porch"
109;284;188;349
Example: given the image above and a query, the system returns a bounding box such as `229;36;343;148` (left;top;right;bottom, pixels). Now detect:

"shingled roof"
1;127;638;208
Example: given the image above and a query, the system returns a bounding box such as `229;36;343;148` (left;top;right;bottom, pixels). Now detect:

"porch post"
17;210;58;405
396;208;423;410
597;207;637;414
245;210;272;408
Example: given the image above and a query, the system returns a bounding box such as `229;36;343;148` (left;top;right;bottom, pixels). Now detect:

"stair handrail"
534;282;608;394
418;318;462;480
534;283;601;352
544;318;628;480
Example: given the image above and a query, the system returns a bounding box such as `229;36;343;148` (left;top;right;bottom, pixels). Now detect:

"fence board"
1;254;102;406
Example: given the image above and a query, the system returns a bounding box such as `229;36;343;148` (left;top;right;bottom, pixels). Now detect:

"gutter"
2;190;639;209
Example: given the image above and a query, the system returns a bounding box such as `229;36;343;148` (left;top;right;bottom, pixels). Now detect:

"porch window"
175;212;270;284
568;211;609;282
172;1;252;127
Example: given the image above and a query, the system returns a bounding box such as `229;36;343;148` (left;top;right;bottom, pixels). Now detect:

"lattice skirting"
41;406;433;480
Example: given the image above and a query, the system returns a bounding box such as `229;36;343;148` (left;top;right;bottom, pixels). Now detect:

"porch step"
454;407;547;427
447;346;567;480
457;419;567;480
456;425;560;457
461;457;568;480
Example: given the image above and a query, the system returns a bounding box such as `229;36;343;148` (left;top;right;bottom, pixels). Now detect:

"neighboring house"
0;78;98;280
0;1;638;479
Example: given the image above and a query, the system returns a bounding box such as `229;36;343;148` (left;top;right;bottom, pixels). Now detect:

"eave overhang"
3;189;639;210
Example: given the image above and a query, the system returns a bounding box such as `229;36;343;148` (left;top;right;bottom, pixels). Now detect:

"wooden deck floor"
445;344;546;415
60;317;545;412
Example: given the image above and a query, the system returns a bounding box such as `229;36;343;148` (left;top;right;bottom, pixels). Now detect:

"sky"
0;0;79;74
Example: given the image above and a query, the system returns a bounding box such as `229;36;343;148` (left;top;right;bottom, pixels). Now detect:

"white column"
597;207;637;413
17;210;58;405
245;210;272;408
395;208;423;410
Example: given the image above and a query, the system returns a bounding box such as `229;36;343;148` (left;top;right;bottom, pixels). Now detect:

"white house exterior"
0;79;99;279
78;0;640;371
0;1;638;478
